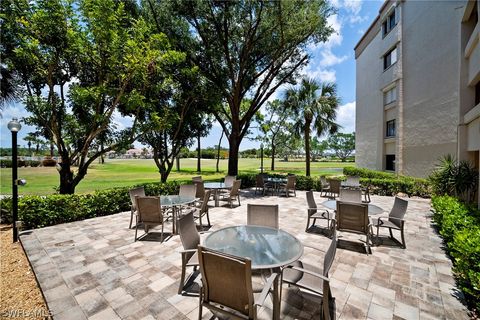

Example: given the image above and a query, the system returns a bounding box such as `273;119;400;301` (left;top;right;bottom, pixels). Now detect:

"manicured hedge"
1;159;42;168
343;167;431;198
431;196;480;312
0;181;179;229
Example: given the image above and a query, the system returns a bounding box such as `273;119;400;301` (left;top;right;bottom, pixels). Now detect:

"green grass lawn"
0;158;354;195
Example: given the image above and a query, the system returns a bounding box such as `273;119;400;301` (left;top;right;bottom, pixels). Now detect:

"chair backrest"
247;204;279;229
329;179;341;194
336;201;369;234
346;176;360;186
194;181;206;199
179;184;197;198
224;175;236;187
339;188;362;203
230;180;241;197
177;212;200;260
200;190;212;214
135;196;163;224
192;176;203;182
389;197;408;227
323;225;337;277
255;174;267;187
197;246;254;318
320;176;329;187
129;186;145;210
306;190;317;217
286;175;296;188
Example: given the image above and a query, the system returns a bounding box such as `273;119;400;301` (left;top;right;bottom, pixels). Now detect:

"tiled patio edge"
20;231;88;320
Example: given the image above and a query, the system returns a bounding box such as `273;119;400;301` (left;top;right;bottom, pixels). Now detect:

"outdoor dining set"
126;174;409;320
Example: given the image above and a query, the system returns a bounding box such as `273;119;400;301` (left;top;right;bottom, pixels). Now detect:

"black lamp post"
8;118;21;242
260;143;264;174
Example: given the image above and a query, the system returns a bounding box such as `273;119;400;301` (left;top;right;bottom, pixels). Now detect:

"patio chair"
134;196;167;242
327;179;341;199
177;211;201;294
336;201;373;254
247;204;279;229
128;186;145;229
197;245;278;320
372;197;408;248
193;190;212;228
320;176;330;197
345;176;360;187
279;175;296;197
193;181;207;206
362;183;371;203
179;184;197;198
305;190;334;233
218;179;241;208
282;225;337;320
192;176;203;183
224;175;236;187
254;173;268;195
339;188;362;203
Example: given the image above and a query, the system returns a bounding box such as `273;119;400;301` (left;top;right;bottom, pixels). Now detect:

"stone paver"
20;190;469;319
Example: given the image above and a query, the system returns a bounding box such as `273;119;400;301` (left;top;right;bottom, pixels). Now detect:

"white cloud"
112;110;134;131
336;101;356;133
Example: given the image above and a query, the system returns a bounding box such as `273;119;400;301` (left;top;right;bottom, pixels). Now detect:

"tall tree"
6;0;172;193
287;78;340;176
258;99;293;171
328;132;355;162
166;0;334;175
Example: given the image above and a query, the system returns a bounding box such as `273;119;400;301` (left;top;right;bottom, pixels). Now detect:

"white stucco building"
355;0;480;204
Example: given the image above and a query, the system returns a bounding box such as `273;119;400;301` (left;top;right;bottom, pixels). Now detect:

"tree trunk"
271;143;276;171
305;122;311;176
216;130;224;173
227;134;240;176
58;160;75;194
176;156;180;171
196;131;201;172
50;143;54;157
100;143;105;164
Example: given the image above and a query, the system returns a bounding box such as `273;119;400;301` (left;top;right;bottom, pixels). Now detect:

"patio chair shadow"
136;232;173;242
281;287;336;319
337;237;371;254
374;235;405;248
181;270;201;297
305;225;331;237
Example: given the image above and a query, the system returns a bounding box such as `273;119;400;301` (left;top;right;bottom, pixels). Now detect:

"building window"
384;46;397;70
385;154;395;171
384;87;397;105
382;8;397;37
386;119;396;137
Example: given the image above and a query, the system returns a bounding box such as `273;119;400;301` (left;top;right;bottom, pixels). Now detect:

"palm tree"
286;78;340;176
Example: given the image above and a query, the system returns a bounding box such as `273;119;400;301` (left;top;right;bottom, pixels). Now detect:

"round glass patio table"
320;200;384;215
160;195;196;234
204;182;229;207
264;177;287;195
204;225;304;270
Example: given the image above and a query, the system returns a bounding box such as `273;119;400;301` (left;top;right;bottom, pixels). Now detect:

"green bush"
0;159;12;168
344;167;430;198
0;181;180;229
431;196;480;312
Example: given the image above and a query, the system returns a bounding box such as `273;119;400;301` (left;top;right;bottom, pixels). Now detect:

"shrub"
344;167;431;198
42;157;57;167
0;159;12;168
25;160;41;167
431;196;480;312
0;181;180;229
429;155;478;203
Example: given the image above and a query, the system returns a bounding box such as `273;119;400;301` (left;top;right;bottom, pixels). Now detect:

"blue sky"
0;0;383;151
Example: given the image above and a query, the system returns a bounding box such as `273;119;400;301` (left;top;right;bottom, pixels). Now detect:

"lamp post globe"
8;118;21;242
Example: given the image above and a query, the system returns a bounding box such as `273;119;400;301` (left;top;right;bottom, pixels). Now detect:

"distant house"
125;148;143;158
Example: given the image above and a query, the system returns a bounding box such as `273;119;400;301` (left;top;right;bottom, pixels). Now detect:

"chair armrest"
282;265;330;282
377;216;405;224
180;249;197;255
254;273;278;307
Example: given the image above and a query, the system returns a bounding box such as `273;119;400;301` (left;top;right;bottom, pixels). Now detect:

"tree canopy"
167;0;335;175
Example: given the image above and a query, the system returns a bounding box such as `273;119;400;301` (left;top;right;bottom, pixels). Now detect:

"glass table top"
160;195;196;207
265;177;287;183
204;182;228;189
320;200;384;215
204;225;303;270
